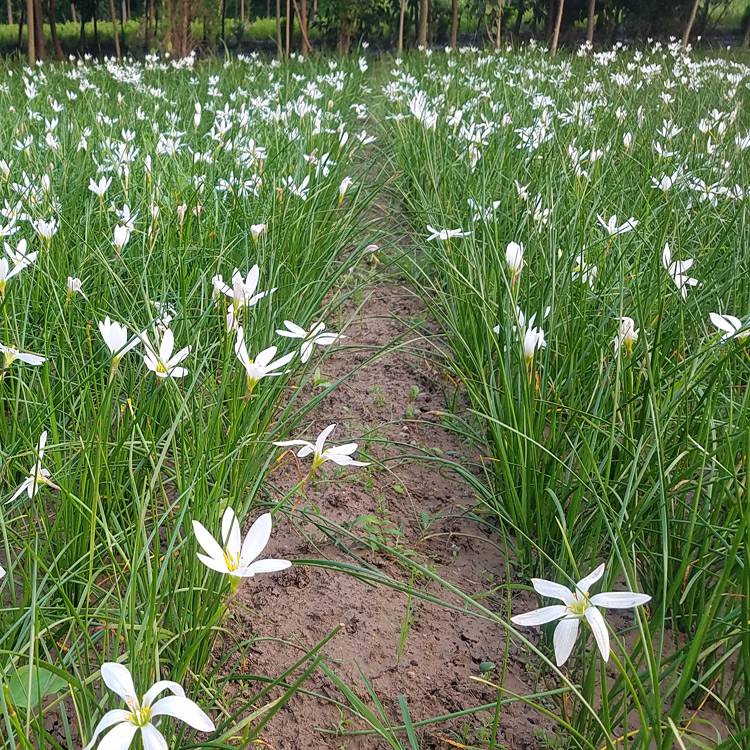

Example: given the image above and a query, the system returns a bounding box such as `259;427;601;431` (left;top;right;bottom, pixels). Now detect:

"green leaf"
7;666;69;709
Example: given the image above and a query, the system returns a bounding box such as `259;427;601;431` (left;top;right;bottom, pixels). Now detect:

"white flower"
662;243;698;301
5;239;37;269
623;132;632;149
213;266;276;331
275;320;341;363
709;312;747;342
613;316;639;354
250;223;267;242
426;225;471;241
597;214;638;236
8;431;58;503
98;317;140;361
506;242;524;276
141;328;190;379
572;252;597;287
511;563;651;666
234;327;294;392
1;343;45;369
33;218;58;241
88;176;111;198
0;562;4;579
83;662;214;750
192;508;291;578
523;327;546;361
67;276;88;300
113;224;131;251
0;257;26;296
274;423;369;471
338;176;354;203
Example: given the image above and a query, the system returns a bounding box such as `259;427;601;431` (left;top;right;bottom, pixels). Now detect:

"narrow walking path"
212;207;549;747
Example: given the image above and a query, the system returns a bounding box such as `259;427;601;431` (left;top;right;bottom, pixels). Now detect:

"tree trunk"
397;0;405;51
697;0;710;37
337;9;350;53
681;0;700;47
513;0;523;36
549;0;564;54
180;0;189;56
494;0;503;48
26;0;34;62
49;0;63;59
108;0;121;57
71;2;76;22
78;10;85;51
6;0;12;25
284;0;290;57
275;0;281;57
240;0;244;23
585;0;595;43
33;0;46;59
121;0;126;24
743;17;750;47
299;0;308;55
144;0;152;50
449;0;458;48
219;0;225;42
417;0;428;46
93;5;100;55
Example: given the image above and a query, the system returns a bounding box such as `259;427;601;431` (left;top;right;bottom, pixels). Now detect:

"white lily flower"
0;257;26;296
0;562;4;579
523;327;546;362
709;312;748;342
1;343;45;369
192;508;291;578
597;214;638;236
98;317;141;362
274;423;369;471
250;223;267;242
511;563;651;666
338;176;354;203
234;327;294;392
8;431;58;503
67;276;88;300
662;243;698;301
141;328;190;379
613;316;639;355
426;225;472;241
113;224;131;252
506;242;524;277
5;239;37;269
275;320;341;363
213;266;276;331
83;662;214;750
88;176;111;198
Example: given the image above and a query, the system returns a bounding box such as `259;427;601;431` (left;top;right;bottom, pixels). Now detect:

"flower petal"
511;604;567;626
240;513;272;565
150;695;215;732
589;592;651;609
530;578;574;604
141;680;185;708
242;558;292;576
585;606;610;662
82;710;130;750
101;662;137;703
141;724;168;750
553;617;580;666
97;720;138;750
575;563;605;595
191;520;224;564
315;424;337;455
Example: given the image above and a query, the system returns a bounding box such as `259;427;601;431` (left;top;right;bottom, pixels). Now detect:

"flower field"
1;42;749;749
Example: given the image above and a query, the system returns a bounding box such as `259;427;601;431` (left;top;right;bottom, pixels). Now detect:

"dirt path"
214;250;549;748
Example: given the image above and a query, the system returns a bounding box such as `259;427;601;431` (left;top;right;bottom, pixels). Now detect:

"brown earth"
215;274;555;749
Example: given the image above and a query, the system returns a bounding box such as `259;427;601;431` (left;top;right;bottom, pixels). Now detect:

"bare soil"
216;276;553;749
